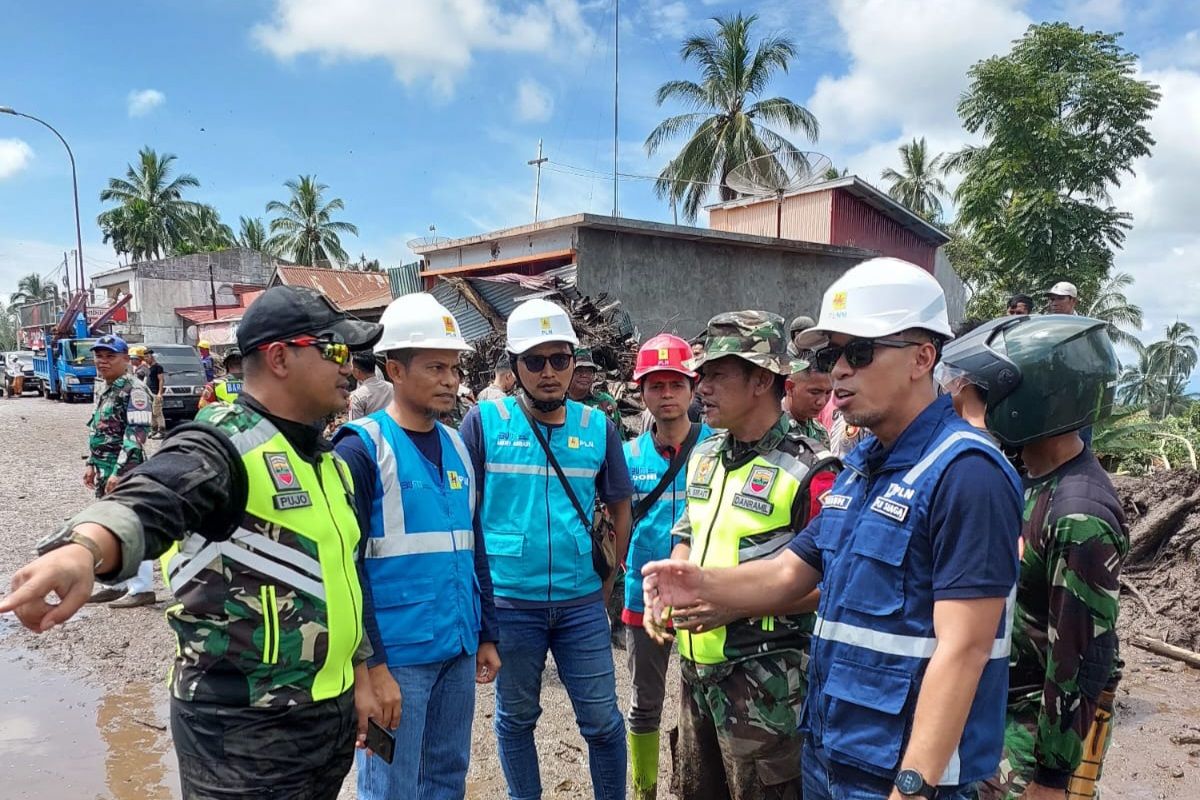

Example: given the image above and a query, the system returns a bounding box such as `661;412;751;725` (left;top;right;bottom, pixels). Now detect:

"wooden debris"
1129;634;1200;670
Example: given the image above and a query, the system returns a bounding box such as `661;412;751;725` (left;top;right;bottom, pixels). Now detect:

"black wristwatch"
894;769;936;799
36;525;105;572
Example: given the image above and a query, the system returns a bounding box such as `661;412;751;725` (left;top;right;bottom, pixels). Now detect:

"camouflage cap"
690;310;791;375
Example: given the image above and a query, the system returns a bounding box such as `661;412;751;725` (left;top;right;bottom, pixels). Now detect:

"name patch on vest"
741;466;778;499
273;491;313;510
694;456;717;486
265;452;301;492
687;485;712;500
870;495;910;523
732;494;774;515
823;493;852;510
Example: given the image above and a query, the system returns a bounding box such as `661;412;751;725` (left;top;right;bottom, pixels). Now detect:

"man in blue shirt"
459;298;634;800
643;258;1022;800
334;293;500;800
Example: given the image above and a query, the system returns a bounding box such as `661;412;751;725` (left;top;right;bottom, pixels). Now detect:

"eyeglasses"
519;353;573;372
258;336;351;366
812;337;920;372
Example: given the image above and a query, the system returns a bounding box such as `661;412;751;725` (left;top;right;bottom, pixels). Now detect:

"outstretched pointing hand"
641;559;704;624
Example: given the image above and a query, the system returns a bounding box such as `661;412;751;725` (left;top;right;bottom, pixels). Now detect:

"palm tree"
644;13;819;223
1117;349;1160;406
266;176;358;266
237;216;275;254
823;166;849;180
8;273;60;309
881;137;948;221
1086;271;1144;351
1146;321;1199;418
176;205;235;254
97;147;201;260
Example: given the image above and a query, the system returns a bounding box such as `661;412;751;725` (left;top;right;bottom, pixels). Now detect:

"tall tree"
880;137;948;221
950;24;1160;302
266;176;358;266
97;147;201;260
1116;349;1160;407
237;216;275;254
1147;321;1199;416
9;273;60;307
644;13;819;222
175;205;235;255
1085;270;1144;351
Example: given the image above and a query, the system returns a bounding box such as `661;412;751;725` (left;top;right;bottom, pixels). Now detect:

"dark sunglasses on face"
258;336;351;366
813;337;919;372
519;353;573;372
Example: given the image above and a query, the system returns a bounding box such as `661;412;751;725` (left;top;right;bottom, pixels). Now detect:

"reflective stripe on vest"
343;412;481;665
678;443;811;664
479;396;606;602
806;404;1021;786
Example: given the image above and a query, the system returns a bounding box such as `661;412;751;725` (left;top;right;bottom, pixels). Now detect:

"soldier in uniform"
643;311;839;800
569;347;623;430
197;347;243;409
84;334;156;608
938;315;1129;800
1;286;385;799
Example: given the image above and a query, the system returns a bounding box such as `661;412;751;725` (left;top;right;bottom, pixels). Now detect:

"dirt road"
0;398;1197;798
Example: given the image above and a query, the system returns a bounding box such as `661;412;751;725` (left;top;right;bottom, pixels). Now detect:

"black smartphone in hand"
366;717;395;764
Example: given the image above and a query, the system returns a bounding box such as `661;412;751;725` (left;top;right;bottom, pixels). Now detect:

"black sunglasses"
813;337;920;372
519;353;574;372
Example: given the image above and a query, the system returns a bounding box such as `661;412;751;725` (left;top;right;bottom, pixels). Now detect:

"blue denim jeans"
802;740;978;799
494;601;626;800
357;652;476;800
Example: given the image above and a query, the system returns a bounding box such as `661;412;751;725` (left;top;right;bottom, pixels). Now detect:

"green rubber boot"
629;729;660;800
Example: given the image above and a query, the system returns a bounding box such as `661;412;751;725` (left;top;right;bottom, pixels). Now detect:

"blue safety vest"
478;397;607;602
342;411;480;667
623;424;712;615
804;395;1021;786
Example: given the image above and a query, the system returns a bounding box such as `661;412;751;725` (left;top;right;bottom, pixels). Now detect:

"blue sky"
2;0;1198;354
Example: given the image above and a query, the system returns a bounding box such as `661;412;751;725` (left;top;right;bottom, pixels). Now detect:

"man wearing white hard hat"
642;257;1023;800
459;298;634;800
1045;282;1079;315
334;293;501;800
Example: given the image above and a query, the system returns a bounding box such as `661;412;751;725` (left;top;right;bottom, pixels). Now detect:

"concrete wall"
933;248;967;328
423;228;577;272
576;227;863;339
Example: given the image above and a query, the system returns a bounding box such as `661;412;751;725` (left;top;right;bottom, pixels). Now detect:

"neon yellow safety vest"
212;378;241;403
677;430;831;665
161;402;363;707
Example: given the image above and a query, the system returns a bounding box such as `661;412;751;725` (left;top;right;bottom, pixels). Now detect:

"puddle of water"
0;648;179;799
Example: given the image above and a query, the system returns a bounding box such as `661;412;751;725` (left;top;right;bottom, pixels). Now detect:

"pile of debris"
1115;469;1200;653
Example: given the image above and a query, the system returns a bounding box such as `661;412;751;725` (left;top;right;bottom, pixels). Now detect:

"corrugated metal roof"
274;266;393;312
430;282;493;342
387;262;423;298
430;265;580;343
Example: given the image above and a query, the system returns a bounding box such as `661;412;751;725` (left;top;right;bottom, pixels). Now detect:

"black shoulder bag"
631;423;703;525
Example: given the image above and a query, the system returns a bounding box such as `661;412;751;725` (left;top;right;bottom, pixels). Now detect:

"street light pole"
0;106;86;307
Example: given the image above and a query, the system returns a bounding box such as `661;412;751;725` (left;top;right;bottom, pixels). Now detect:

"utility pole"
528;139;548;222
62;251;71;297
612;0;619;217
209;264;218;320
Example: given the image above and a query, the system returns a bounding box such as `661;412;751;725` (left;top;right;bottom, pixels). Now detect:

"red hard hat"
633;334;698;381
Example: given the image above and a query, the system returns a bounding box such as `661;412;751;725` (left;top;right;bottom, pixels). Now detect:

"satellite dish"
407;224;452;251
725;152;833;238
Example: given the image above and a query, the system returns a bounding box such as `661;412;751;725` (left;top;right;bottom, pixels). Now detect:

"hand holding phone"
365;717;395;764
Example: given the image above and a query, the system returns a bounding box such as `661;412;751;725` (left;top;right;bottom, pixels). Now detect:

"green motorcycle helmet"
937;314;1118;447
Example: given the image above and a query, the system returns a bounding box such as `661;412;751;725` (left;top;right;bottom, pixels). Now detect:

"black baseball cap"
237;286;383;353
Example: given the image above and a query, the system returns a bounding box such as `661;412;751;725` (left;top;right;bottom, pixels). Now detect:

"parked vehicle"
30;313;97;403
147;344;207;425
3;351;40;396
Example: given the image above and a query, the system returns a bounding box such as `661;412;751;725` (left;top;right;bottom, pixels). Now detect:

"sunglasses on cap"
812;337;920;372
257;335;351;366
519;352;574;372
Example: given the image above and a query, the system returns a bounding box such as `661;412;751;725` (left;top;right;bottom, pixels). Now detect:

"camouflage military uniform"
671;311;838;800
979;449;1129;800
87;373;151;498
795;417;828;447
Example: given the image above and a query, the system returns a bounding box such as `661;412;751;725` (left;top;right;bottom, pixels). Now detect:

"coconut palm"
1146;321;1199;417
266;176;358;266
97;147;201;260
645;13;819;223
1117;349;1161;407
177;205;235;254
237;216;275;254
9;272;60;307
823;166;849;180
1086;271;1144;351
881;137;948;221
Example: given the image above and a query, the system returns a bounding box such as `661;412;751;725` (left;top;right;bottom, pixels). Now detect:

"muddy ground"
1;398;1198;799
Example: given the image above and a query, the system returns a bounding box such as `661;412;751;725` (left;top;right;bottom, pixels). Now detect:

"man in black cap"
0;286;385;799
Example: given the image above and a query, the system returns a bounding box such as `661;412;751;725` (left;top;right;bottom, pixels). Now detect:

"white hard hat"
1047;281;1078;298
796;257;953;349
505;298;579;354
373;293;472;354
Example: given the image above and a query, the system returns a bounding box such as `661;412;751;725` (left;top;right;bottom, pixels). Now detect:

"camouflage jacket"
164;400;367;708
1009;448;1129;784
582;390;622;430
87;373;151;472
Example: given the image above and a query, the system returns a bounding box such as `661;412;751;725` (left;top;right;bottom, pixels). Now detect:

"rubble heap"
1115;470;1200;652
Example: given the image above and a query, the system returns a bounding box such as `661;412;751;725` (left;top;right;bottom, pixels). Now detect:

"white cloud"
1053;0;1125;26
516;78;554;123
127;88;166;117
807;0;1030;148
644;1;691;40
0;139;33;180
253;0;595;96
